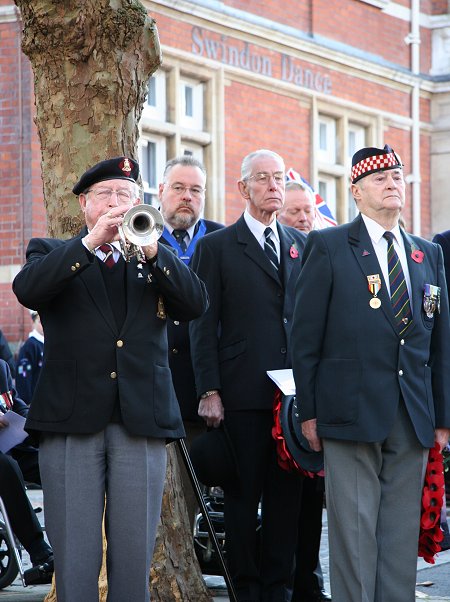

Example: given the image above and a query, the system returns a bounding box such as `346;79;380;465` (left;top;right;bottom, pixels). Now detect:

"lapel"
277;222;298;289
348;215;399;335
235;215;281;286
402;230;426;322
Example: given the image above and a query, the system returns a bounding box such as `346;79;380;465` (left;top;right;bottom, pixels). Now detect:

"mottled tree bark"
13;2;212;600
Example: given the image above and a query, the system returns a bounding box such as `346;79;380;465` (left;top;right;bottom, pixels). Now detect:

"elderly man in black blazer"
292;145;450;602
13;157;208;602
190;149;306;602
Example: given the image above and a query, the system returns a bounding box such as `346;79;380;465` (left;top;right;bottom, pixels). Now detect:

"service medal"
423;284;441;318
367;274;382;309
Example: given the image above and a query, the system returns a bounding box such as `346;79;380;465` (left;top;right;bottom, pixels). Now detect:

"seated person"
0;359;53;583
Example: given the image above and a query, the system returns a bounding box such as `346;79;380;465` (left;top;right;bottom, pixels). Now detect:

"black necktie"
383;231;412;335
264;227;279;271
172;229;188;253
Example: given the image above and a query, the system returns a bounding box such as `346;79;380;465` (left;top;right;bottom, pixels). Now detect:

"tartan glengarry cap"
72;156;139;195
351;145;402;184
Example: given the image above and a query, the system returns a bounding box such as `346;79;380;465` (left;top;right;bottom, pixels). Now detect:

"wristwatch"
200;390;218;399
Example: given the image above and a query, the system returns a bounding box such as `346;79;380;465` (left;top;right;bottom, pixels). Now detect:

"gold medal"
370;297;381;309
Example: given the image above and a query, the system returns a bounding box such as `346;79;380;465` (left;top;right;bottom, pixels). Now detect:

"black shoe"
23;554;54;585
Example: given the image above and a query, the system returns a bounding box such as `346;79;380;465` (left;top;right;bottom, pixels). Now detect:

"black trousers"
0;451;50;562
224;410;303;602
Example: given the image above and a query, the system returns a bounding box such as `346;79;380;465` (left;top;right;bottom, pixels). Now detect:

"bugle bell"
119;204;164;262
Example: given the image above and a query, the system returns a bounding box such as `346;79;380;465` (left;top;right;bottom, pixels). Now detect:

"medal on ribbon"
367;274;382;309
423;284;441;318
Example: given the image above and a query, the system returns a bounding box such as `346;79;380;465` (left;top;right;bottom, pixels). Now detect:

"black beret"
351;144;403;184
72;156;139;195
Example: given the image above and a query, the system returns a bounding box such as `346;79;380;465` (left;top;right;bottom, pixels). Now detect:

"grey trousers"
39;424;167;602
323;401;428;602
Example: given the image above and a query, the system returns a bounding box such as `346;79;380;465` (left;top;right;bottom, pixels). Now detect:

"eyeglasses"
85;188;135;202
168;184;205;198
246;172;285;186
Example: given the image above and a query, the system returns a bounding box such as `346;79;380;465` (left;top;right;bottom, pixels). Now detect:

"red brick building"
1;0;450;347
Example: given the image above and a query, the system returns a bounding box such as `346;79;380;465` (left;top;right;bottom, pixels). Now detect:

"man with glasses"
13;156;208;602
158;155;223;527
190;149;306;601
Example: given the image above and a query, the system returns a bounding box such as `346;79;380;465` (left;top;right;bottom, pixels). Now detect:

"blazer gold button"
172;348;178;354
398;370;403;376
117;340;124;348
400;339;405;346
174;321;180;326
110;372;117;379
71;265;76;271
75;262;80;268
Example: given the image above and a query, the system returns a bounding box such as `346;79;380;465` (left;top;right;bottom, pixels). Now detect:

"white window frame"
180;77;204;131
348;124;366;161
143;70;166;122
139;136;166;206
317;115;337;164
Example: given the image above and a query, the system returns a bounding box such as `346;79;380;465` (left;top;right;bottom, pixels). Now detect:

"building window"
139;136;166;206
318;175;337;221
317;115;337;164
143;71;166;122
180;77;204;130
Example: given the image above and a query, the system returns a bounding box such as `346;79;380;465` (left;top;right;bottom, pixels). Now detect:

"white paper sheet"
266;369;296;396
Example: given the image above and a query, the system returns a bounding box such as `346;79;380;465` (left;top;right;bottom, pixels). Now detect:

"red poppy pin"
411;243;424;263
290;243;299;259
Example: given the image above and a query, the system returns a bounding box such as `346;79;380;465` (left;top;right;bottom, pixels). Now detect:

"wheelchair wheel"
0;529;19;589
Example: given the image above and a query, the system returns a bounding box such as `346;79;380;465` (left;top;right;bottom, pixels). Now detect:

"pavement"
1;489;449;601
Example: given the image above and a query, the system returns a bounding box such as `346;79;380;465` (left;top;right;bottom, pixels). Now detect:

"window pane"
147;77;156;107
142;142;156;189
319;123;327;151
185;86;193;117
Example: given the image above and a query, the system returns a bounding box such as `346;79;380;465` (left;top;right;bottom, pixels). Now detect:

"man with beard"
158;155;223;526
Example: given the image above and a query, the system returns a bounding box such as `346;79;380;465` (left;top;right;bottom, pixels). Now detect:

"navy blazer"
432;229;450;301
160;219;224;421
190;214;306;411
292;214;450;447
13;231;208;439
0;359;28;418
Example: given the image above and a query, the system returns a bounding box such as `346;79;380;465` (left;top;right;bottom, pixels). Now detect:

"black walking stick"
177;438;238;602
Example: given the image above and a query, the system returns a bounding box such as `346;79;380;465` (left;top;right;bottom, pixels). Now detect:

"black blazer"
432;229;450;301
0;359;28;418
292;215;450;447
12;231;208;439
160;219;224;421
190;214;306;411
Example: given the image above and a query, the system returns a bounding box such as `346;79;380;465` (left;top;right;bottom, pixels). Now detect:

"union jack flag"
285;168;337;229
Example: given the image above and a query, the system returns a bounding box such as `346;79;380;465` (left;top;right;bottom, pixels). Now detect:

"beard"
168;208;198;230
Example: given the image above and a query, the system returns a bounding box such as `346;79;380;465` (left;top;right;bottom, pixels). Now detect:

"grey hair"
240;149;285;180
285;181;315;204
163;155;207;181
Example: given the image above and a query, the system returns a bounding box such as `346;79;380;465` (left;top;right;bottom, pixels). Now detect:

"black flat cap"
72;156;139;195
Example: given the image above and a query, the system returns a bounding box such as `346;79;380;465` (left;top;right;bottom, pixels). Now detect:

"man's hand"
434;428;450;452
301;418;322;452
83;203;132;251
198;392;224;428
142;242;158;261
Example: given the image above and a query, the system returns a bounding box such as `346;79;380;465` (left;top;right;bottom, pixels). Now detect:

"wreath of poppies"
418;443;446;564
272;388;324;478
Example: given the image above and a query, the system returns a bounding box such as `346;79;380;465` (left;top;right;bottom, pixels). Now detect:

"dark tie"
264;227;279;271
383;231;412;335
99;243;116;268
172;229;188;253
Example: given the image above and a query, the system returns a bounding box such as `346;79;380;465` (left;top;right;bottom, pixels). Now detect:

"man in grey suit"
291;145;450;602
190;149;306;601
13;157;208;602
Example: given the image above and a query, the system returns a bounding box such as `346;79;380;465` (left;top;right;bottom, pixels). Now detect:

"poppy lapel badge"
289;243;299;259
410;242;424;263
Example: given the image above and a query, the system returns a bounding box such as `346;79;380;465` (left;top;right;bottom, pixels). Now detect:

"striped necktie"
383;231;412;335
99;244;116;268
264;227;279;271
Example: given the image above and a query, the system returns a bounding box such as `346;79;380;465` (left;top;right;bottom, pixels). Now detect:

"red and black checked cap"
72;156;139;195
351;145;402;184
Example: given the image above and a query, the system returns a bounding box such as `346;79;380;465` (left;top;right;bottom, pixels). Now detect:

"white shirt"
244;210;280;262
95;240;122;263
361;214;413;312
